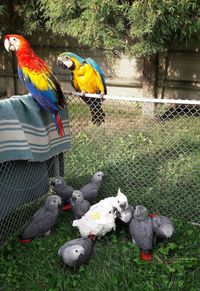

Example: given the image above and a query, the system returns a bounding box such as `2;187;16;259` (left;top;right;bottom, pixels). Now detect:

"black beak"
72;197;76;202
57;59;63;67
120;203;126;211
113;207;121;217
57;59;68;69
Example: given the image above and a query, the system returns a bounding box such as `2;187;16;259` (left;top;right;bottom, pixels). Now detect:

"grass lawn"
0;99;200;290
0;211;200;290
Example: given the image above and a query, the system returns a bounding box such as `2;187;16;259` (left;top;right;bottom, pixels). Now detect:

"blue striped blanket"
0;94;71;162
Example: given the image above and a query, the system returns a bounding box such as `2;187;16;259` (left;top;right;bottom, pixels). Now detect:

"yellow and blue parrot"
57;52;107;125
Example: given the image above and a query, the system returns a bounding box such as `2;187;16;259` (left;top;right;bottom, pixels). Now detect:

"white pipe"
64;91;200;105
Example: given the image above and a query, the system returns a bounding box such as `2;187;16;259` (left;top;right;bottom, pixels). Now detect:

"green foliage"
36;0;200;56
2;0;200;56
36;0;129;53
129;0;200;56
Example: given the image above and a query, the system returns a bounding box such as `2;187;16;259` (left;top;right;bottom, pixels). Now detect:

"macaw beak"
57;57;64;67
4;38;10;52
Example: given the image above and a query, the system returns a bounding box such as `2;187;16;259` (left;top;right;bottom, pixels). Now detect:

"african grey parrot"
80;171;104;203
51;177;75;210
58;237;93;267
150;214;174;241
20;195;61;243
129;205;153;261
70;190;91;219
118;205;134;223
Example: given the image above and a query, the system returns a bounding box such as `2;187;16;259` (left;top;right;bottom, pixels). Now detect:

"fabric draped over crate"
0;94;71;162
0;94;71;224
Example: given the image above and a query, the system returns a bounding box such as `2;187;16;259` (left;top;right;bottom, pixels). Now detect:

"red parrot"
4;34;65;137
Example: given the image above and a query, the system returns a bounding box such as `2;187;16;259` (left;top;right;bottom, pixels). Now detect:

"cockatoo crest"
115;188;128;211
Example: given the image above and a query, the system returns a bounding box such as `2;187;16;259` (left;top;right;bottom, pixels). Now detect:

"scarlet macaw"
57;52;107;125
4;34;65;137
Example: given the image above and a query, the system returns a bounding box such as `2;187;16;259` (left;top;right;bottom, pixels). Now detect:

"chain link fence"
0;154;64;244
64;93;200;224
0;93;200;244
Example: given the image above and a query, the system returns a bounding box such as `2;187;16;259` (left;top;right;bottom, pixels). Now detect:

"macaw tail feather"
52;112;65;137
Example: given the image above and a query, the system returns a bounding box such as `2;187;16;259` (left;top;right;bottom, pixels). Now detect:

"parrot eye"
75;249;78;252
109;211;111;214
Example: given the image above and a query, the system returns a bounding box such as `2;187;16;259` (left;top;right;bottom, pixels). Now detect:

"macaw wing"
70;72;81;92
85;58;107;94
18;67;62;112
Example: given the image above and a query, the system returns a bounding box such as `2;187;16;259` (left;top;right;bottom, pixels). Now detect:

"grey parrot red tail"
140;251;153;261
19;238;32;244
62;203;72;211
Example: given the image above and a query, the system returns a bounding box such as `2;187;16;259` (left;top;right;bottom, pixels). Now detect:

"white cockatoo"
89;188;128;214
72;205;117;238
72;188;128;238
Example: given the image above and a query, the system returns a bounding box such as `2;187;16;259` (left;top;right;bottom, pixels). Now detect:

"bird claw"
99;93;105;100
80;91;86;97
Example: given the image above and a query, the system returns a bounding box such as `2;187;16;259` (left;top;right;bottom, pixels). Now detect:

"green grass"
0;211;200;291
1;100;200;290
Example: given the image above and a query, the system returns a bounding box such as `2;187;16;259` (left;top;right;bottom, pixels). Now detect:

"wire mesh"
64;94;200;224
0;94;200;244
0;155;62;244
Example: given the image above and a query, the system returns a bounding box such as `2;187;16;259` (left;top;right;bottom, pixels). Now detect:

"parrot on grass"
130;205;154;261
149;213;174;241
70;190;91;219
51;177;75;211
89;188;129;214
58;237;93;267
4;34;66;137
79;171;104;204
119;205;153;261
20;195;62;243
57;52;107;125
72;205;117;239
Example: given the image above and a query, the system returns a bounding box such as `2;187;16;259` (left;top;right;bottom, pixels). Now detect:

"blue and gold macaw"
57;52;107;125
